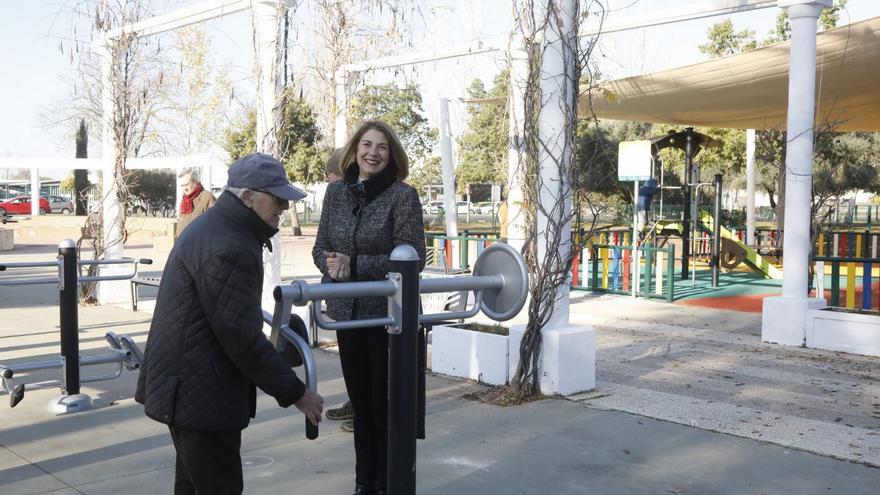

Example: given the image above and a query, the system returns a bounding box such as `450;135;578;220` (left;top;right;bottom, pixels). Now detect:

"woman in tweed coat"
313;120;426;495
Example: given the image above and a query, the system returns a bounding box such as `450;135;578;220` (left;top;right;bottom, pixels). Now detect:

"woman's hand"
324;251;351;281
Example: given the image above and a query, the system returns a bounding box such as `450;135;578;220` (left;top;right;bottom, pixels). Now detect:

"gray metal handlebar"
262;309;319;440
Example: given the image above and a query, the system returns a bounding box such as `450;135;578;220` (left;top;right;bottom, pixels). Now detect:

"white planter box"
806;307;880;357
431;324;508;386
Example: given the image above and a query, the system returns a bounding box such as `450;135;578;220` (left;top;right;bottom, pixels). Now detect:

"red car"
0;196;52;215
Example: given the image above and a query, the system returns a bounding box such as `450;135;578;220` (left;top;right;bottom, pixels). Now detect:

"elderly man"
176;168;216;238
136;153;324;495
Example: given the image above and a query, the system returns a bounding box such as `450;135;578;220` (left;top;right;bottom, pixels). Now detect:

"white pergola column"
536;0;574;330
97;36;128;304
762;0;831;346
509;0;595;396
439;98;459;264
505;36;528;255
252;0;292;311
334;68;348;148
746;128;756;246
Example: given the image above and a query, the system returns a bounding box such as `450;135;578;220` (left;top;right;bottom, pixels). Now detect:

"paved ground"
1;234;879;494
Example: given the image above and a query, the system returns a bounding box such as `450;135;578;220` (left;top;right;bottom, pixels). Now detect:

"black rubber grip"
306;420;318;440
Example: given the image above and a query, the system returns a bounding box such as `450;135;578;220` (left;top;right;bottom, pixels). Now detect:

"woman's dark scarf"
344;159;399;205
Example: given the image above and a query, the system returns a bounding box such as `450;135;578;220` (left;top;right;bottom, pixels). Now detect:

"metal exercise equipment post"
271;242;528;495
0;239;150;412
712;174;723;287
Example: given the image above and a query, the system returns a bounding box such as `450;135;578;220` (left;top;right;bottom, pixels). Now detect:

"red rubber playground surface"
672;269;880;313
671;269;783;313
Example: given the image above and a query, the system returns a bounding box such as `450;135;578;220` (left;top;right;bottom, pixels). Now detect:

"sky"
1;0;878;173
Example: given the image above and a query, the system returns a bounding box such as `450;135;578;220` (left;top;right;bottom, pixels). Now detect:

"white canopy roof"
582;17;880;132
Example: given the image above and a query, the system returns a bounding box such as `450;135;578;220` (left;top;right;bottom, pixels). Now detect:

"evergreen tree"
455;72;510;195
74;120;90;215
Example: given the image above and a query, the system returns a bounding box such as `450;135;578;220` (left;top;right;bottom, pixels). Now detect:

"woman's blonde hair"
339;120;409;181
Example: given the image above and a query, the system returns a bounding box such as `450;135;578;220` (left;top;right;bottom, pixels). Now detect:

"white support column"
439;98;459;261
536;0;575;330
506;36;528;254
746;128;756;246
252;0;292;312
97;36;128;304
30;167;40;216
334;68;348;148
529;0;595;395
762;0;831;346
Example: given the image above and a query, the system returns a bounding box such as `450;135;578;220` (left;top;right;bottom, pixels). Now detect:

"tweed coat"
312;171;426;321
176;188;216;238
136;192;306;432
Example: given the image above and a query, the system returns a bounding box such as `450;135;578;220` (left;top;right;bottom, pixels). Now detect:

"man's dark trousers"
169;425;243;495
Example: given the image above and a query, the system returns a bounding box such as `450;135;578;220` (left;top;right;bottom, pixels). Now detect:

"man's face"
247;189;289;229
181;173;196;195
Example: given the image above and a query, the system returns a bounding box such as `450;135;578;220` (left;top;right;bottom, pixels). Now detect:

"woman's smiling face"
356;128;390;180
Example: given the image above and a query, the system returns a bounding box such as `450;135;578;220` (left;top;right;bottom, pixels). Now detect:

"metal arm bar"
419;274;503;294
419;291;483;325
79;258;153;266
0;260;60;269
0;257;151;285
311;304;395;331
0;277;64;286
275;279;398;307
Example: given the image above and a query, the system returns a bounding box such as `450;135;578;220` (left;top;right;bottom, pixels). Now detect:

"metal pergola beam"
103;0;250;40
581;0;778;36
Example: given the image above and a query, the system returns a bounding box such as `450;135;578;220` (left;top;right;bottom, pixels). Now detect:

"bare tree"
298;0;428;141
52;1;166;302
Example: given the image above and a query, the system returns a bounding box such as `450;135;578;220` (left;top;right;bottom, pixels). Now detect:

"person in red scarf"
177;169;216;238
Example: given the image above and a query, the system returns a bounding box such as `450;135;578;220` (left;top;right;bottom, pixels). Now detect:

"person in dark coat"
637;177;660;240
313;120;426;495
136;153;324;495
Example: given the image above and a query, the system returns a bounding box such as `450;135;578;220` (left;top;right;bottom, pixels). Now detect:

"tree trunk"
290;205;302;236
74;120;89;215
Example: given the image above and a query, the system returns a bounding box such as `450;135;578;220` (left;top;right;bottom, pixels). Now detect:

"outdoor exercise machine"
0;239;150;412
267;242;528;495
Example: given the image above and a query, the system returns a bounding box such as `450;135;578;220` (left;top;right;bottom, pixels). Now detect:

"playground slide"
698;210;783;280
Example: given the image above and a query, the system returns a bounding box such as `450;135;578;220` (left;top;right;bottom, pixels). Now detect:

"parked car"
423;200;473;215
423;200;445;215
0;196;51;215
48;195;74;214
472;201;500;215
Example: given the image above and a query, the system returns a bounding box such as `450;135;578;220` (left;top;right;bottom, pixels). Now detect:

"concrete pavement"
0;236;878;494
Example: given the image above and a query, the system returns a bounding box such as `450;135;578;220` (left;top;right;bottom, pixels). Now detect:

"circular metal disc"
472;243;529;321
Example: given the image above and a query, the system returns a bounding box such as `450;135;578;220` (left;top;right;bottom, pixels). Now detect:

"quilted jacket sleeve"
356;185;426;280
312;186;334;279
194;249;306;407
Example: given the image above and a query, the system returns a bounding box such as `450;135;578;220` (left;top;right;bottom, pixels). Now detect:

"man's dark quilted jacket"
312;166;426;321
135;192;306;432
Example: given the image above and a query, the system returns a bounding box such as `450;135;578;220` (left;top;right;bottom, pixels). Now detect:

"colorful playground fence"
425;232;500;272
572;244;676;302
814;232;880;312
425;232;676;303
